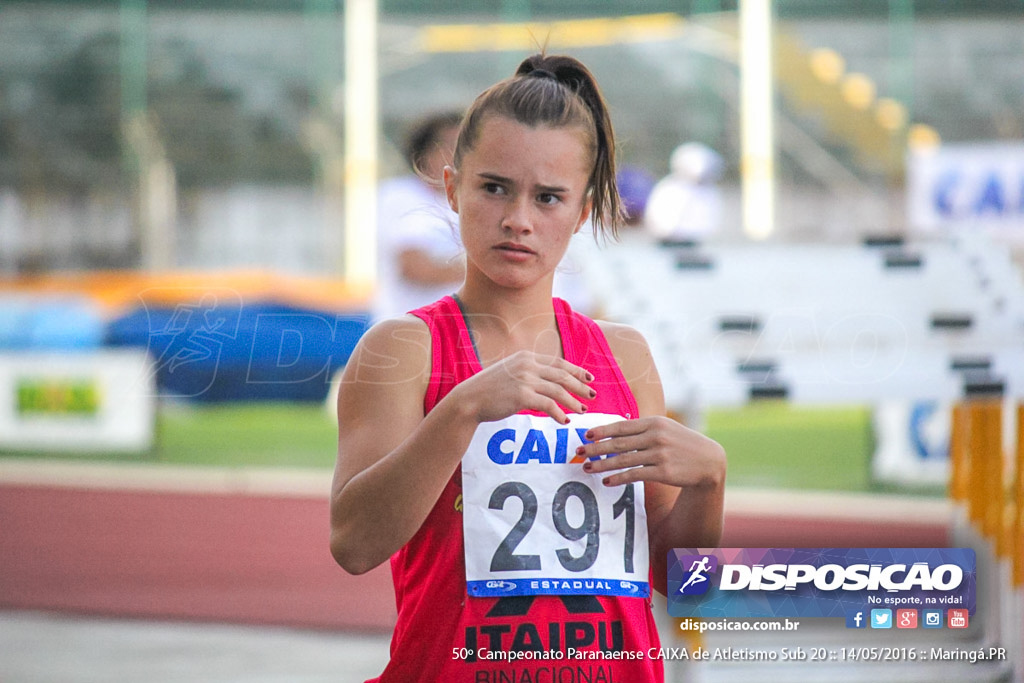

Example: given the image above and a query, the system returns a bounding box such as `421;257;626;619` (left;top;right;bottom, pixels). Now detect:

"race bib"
462;413;650;599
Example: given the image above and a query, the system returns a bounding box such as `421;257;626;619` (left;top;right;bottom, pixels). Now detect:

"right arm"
397;247;464;286
329;317;595;575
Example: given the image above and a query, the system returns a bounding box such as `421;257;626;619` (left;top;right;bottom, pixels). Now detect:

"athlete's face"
444;114;592;291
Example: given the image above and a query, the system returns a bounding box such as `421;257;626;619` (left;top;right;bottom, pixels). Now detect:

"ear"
573;196;593;234
443;165;459;213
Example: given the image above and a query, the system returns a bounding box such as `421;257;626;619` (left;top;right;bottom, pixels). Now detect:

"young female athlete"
330;53;726;683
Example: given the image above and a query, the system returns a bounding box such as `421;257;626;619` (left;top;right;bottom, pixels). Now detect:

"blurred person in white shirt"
645;142;724;244
373;112;465;322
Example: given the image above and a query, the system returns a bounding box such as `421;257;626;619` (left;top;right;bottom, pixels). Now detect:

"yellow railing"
949;395;1023;676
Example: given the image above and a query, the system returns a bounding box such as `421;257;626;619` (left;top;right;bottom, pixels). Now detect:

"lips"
494;242;536;255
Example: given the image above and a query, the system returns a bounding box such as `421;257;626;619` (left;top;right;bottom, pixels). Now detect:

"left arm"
579;322;726;595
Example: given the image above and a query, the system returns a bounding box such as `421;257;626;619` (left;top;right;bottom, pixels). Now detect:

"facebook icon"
845;610;867;629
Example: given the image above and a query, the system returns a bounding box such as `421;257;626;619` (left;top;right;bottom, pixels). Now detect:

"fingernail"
576;446;586;455
589;389;597;398
585;372;594;382
602;478;611;486
580;405;588;413
585;431;594;440
583;462;592;472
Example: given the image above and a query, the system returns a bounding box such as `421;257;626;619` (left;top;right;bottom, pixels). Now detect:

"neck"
455;273;561;362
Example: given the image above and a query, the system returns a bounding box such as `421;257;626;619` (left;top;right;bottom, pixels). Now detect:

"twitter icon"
871;609;892;629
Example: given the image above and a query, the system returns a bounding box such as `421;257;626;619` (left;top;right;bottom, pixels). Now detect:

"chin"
484;269;542;291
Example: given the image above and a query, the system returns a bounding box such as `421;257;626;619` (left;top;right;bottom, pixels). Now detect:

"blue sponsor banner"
667;548;975;619
468;578;649;598
907;143;1024;232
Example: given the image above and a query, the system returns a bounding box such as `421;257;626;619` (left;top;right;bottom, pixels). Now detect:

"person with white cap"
645;142;724;243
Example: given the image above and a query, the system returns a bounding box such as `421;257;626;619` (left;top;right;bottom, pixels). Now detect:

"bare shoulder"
594;319;664;415
339;314;432;399
595;320;656;380
333;315;433;495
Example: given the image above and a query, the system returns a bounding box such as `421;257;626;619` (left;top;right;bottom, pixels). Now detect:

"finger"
558;357;596;384
596;463;657;488
582;417;650;443
537;354;593;382
538;362;596;401
525;394;571;425
582;449;649;475
533;379;590;416
505;355;591;396
576;433;648;461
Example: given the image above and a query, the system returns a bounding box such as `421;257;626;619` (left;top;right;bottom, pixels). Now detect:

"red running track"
0;482;950;632
0;484;395;632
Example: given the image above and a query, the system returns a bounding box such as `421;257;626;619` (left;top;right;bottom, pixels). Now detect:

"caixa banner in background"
667;548;975;619
907;142;1024;240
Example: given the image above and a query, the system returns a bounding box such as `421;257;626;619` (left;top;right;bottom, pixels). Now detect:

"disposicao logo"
716;561;962;592
668;548;976;619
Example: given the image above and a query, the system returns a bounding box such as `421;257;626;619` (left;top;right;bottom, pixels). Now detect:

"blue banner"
468;578;649;598
668;548;976;619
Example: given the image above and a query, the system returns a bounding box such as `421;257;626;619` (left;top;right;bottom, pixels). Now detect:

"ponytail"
453;53;624;240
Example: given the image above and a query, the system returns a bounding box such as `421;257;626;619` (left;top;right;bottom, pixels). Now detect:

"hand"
575;416;726;489
452;350;595;425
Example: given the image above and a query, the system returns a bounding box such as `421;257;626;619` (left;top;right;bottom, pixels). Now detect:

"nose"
501;195;533;235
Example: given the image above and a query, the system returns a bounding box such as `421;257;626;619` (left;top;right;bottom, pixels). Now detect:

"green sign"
16;378;101;417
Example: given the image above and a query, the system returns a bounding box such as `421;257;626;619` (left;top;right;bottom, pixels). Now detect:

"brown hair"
452;54;623;239
404;110;463;175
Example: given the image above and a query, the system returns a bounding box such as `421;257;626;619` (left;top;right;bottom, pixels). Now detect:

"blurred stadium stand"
585;234;1024;411
0;1;1022;271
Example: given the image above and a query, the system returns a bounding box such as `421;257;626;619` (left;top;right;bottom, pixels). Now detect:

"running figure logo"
137;288;242;399
677;554;717;595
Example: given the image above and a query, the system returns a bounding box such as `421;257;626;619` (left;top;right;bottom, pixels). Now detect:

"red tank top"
366;296;664;683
